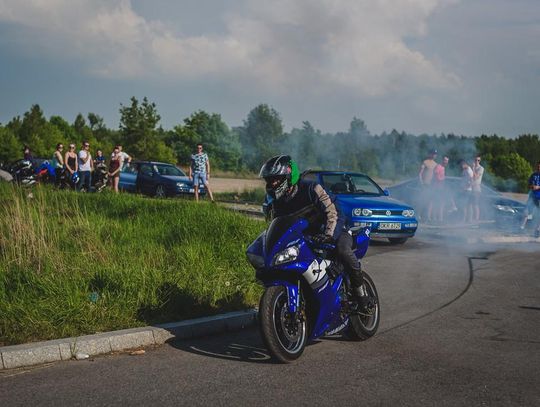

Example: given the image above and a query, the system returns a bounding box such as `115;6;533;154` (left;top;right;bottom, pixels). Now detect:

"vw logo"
386;210;391;216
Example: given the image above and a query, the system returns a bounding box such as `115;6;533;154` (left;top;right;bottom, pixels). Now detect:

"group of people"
418;149;484;224
21;142;214;199
418;150;484;223
47;142;131;193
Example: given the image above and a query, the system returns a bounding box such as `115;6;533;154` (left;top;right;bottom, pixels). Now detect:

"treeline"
1;97;538;191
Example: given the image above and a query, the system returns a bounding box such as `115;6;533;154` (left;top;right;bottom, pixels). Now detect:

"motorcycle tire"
348;272;380;341
259;285;307;363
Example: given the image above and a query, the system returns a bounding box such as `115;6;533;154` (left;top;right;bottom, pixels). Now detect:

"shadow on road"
166;328;342;364
168;330;275;364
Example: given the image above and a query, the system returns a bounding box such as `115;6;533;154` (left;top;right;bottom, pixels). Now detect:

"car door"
137;163;156;195
119;164;138;192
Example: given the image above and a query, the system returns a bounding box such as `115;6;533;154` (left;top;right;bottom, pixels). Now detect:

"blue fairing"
247;217;371;339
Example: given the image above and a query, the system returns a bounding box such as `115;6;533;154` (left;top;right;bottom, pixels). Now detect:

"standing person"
527;161;540;238
432;156;449;223
189;143;214;202
64;143;78;189
23;145;33;161
418;149;438;222
51;143;65;187
459;159;474;223
113;145;131;170
108;147;122;193
471;155;485;222
78;141;93;191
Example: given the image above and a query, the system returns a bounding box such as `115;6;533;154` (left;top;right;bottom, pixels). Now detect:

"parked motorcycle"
10;159;38;187
247;216;380;363
92;162;109;192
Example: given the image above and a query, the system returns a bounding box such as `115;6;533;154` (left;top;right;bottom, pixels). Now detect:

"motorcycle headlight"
273;246;299;266
246;252;265;269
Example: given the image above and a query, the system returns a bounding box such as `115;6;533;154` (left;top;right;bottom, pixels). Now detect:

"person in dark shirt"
260;155;373;314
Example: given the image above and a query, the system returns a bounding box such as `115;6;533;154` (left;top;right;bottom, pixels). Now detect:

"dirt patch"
209;177;263;193
501;192;527;203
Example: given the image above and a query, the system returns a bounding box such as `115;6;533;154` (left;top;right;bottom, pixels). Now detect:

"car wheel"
388;237;408;245
154;184;166;198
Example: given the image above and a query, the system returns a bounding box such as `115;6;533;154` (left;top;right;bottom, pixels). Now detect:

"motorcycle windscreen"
265;215;308;254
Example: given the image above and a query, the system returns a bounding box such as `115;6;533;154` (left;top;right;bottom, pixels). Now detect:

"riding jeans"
335;232;364;288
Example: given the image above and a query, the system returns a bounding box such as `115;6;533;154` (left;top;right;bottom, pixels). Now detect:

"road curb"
0;309;257;370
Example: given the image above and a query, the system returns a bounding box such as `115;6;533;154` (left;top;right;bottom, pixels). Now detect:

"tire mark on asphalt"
378;255;489;335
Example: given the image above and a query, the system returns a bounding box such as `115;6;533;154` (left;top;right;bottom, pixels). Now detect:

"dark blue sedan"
119;161;205;198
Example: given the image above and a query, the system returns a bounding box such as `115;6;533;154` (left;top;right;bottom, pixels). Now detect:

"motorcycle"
10;159;38;187
92;162;109;192
246;215;380;363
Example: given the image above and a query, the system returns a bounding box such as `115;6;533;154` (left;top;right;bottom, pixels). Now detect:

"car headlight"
495;204;516;214
246;252;265;269
176;182;186;188
353;208;372;217
273;246;299;266
402;209;415;217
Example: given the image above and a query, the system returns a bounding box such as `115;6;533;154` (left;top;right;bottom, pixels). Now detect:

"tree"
0;126;22;164
489;152;532;192
119;97;175;162
172;110;241;171
239;104;285;171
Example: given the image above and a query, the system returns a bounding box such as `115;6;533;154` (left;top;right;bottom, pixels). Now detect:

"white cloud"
0;0;461;96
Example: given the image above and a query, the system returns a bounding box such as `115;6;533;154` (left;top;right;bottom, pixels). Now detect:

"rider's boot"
352;285;375;316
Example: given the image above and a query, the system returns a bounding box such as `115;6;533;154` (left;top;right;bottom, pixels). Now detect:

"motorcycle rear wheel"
259;286;307;363
348;272;380;340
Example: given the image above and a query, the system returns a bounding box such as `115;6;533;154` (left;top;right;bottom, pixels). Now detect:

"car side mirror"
383;189;390;196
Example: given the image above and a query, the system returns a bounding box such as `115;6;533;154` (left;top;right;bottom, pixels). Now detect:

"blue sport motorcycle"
246;215;380;363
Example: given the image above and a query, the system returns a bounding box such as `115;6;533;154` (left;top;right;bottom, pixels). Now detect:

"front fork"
285;280;301;314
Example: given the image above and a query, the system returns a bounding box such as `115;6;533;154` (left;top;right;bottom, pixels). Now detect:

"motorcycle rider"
260;155;374;314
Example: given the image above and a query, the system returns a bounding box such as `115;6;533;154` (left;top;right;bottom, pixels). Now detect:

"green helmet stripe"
289;160;299;185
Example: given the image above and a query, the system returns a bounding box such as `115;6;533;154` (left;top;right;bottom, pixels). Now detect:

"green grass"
0;183;265;346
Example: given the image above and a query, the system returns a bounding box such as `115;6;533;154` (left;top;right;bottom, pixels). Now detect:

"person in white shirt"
78;141;93;191
471;155;485;222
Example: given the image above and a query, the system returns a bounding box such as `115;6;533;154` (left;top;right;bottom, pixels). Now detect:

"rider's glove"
312;234;334;245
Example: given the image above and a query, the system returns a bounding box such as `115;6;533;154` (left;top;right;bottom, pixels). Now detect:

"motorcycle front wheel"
259;285;307;363
348;272;380;340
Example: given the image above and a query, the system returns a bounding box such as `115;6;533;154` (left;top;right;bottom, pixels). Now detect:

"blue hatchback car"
119;161;205;198
265;171;418;244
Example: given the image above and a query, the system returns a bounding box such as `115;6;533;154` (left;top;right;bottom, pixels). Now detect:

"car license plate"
379;222;401;230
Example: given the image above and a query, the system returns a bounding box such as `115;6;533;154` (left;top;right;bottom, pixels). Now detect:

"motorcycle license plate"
379;222;401;230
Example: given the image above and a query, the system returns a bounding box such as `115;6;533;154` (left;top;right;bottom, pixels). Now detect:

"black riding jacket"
271;180;345;240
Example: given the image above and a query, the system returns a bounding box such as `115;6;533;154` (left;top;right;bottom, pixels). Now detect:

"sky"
0;0;539;137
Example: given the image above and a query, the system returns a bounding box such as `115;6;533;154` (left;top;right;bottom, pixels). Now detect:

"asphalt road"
1;235;539;406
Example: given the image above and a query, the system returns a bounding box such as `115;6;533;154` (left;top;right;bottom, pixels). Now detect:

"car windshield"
154;165;185;176
321;173;383;196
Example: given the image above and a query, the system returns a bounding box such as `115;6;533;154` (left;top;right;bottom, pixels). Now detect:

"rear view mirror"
383;189;390;196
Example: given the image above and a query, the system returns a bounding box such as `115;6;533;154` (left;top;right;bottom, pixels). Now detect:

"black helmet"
259;155;300;200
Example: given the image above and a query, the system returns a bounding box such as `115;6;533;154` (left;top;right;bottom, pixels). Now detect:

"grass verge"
0;183;265;346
